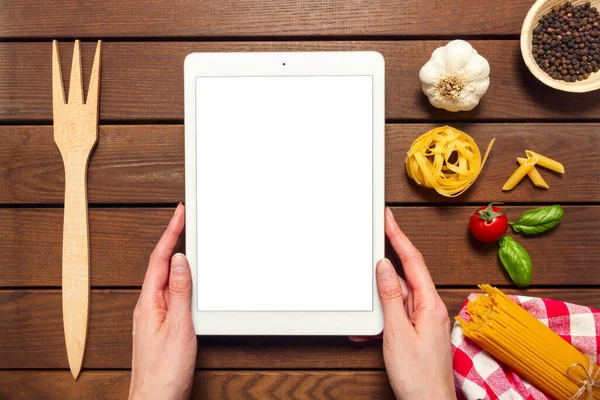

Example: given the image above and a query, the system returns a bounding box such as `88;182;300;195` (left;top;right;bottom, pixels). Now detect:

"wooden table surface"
2;1;600;399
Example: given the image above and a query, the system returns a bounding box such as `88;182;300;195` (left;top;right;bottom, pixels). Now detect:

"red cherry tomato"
469;203;508;243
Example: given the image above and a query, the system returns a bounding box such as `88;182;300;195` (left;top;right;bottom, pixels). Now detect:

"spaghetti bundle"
456;285;600;400
405;126;495;197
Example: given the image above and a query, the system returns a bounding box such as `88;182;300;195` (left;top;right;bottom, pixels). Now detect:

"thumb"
167;253;193;318
376;259;411;337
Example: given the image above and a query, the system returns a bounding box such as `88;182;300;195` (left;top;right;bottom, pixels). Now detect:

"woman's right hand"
351;208;456;400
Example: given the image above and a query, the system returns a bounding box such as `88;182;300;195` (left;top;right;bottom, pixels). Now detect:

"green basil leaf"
498;236;532;287
510;205;564;235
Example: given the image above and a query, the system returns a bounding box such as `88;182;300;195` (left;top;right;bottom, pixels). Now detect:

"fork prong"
52;40;66;107
68;40;84;105
86;41;102;108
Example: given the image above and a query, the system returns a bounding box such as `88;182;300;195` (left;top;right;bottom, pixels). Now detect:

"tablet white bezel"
184;51;385;335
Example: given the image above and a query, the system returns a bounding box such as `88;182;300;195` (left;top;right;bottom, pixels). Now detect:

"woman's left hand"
129;204;197;400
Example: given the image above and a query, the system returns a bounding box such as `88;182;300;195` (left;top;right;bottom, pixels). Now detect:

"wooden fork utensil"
52;40;102;380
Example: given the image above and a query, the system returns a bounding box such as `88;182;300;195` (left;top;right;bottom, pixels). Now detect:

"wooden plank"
0;370;394;400
1;288;598;369
387;124;600;203
0;125;182;204
390;206;600;286
0;208;183;287
0;207;596;287
1;124;596;204
3;41;600;122
0;0;528;39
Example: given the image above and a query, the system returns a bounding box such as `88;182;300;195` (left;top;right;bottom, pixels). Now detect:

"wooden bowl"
521;0;600;92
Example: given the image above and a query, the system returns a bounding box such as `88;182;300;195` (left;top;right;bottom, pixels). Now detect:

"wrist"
129;384;190;400
128;385;150;400
396;386;456;400
423;388;456;400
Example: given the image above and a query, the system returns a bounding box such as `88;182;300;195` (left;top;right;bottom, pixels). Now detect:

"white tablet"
184;51;385;335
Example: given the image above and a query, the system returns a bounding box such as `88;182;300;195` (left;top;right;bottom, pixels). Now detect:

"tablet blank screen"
195;75;373;311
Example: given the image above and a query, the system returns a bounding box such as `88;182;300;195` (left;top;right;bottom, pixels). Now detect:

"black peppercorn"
532;2;600;82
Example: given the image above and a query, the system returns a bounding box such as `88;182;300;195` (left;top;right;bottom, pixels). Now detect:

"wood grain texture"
0;208;183;287
1;124;597;204
0;0;527;39
0;371;394;400
389;206;600;286
387;124;597;203
1;288;599;369
1;206;596;287
2;1;598;396
0;125;182;204
3;41;600;122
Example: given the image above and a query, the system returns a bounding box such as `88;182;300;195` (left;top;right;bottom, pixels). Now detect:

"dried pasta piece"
517;157;549;189
525;150;565;173
405;126;495;197
503;156;538;191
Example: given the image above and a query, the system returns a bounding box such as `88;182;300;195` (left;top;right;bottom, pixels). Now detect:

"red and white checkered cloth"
452;293;600;400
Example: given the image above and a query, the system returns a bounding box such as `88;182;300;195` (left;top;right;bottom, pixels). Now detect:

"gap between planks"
6;119;600;125
0;35;520;44
3;285;600;291
1;203;599;209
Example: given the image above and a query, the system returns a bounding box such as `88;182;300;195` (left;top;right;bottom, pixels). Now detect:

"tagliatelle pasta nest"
405;126;495;197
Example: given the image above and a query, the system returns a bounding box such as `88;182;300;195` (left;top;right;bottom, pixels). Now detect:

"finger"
398;276;409;304
348;333;383;342
167;253;193;320
142;204;185;298
350;275;408;342
376;259;411;336
349;270;410;343
385;207;436;296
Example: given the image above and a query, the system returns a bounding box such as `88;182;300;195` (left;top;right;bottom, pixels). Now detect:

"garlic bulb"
419;40;490;112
